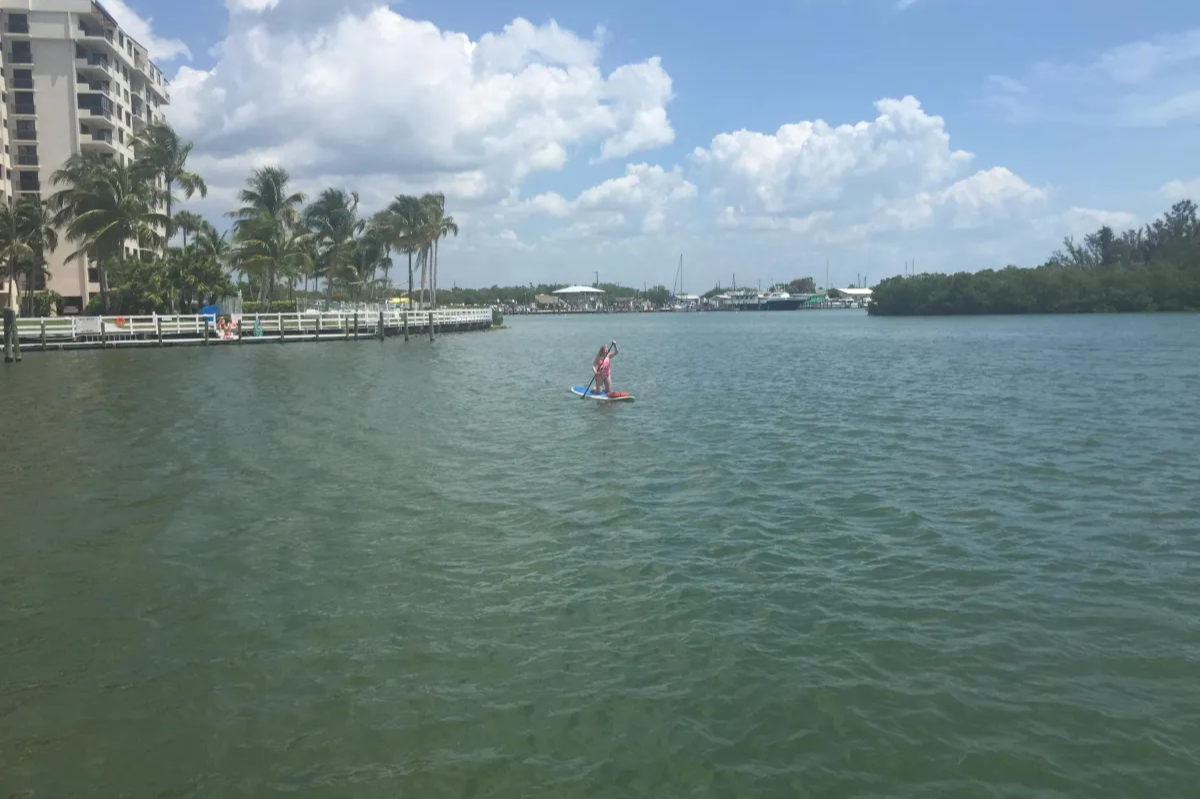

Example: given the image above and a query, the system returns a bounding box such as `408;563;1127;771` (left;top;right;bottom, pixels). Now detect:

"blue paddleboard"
571;386;635;402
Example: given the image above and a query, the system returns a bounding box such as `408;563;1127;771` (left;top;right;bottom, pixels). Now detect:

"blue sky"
110;0;1200;290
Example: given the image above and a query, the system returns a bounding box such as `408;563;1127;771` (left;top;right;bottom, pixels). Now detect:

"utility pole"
594;271;599;287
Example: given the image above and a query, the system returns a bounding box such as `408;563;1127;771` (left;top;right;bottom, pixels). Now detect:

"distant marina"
501;286;870;315
500;254;872;314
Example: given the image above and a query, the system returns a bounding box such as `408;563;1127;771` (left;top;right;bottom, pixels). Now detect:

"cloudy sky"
109;0;1200;290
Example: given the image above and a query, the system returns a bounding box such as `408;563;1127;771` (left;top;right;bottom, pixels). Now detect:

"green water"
2;312;1198;798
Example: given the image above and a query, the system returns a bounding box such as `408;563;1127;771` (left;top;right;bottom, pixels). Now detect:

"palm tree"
229;167;306;229
419;192;457;308
346;226;392;302
0;202;35;311
17;197;59;315
229;167;306;308
132;120;207;223
377;195;424;308
370;210;395;292
237;221;312;310
303;188;363;306
48;156;168;312
194;222;231;267
173;210;206;248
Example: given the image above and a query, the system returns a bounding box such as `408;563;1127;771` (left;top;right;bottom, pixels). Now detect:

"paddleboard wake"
571;386;635;402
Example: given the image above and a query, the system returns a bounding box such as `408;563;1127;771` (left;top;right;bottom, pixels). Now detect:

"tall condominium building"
0;0;170;313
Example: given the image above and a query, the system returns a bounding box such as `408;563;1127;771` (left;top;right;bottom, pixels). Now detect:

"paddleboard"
571;386;635;402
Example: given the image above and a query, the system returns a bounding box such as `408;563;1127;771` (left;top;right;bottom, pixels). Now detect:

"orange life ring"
115;316;127;327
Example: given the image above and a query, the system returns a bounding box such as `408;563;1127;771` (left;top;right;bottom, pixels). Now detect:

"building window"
88;268;99;284
118;129;124;144
15;120;36;140
17;145;36;167
12;68;33;89
11;40;32;64
6;13;29;34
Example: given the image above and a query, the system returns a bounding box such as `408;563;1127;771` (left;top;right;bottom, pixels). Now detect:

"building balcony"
145;78;169;103
12;76;34;90
80;129;117;153
13;125;37;141
16;154;38;167
78;25;115;44
6;19;30;35
11;103;36;116
83;107;116;127
79;80;110;96
10;52;33;65
75;55;111;75
16;179;41;193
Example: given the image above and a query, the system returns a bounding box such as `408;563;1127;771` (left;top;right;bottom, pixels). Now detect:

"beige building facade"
0;0;169;313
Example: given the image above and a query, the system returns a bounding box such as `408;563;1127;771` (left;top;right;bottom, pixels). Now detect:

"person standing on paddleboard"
592;341;618;395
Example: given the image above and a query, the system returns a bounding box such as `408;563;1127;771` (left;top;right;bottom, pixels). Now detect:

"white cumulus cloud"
226;0;282;12
168;9;675;220
521;164;696;238
1161;177;1200;201
150;3;1093;286
690;97;1044;242
103;0;190;62
692;97;974;217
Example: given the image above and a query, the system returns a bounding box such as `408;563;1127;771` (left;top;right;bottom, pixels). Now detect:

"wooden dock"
8;308;493;355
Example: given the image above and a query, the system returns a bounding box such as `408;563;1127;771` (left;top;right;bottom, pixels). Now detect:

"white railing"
13;307;493;347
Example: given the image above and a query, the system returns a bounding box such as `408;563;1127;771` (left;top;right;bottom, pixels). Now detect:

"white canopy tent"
552;286;606;307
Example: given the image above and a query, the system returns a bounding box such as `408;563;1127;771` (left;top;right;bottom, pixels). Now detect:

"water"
2;312;1199;798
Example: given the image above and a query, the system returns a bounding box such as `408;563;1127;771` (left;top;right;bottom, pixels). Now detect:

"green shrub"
26;291;63;317
491;307;504;326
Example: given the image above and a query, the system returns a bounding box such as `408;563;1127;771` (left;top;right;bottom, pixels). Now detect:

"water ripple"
1;313;1199;797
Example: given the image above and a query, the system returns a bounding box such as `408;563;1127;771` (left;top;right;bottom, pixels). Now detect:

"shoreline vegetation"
3;122;460;319
869;201;1200;316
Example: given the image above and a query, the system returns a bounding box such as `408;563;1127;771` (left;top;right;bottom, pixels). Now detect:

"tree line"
869;201;1200;315
0;121;460;316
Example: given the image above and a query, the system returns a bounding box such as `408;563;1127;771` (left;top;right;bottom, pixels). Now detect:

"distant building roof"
534;294;562;305
837;287;873;297
552;285;606;295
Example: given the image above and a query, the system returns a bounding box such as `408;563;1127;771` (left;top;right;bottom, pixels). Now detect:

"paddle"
581;340;616;398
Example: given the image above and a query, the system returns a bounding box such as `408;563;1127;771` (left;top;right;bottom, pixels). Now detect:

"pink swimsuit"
595;355;611;378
